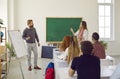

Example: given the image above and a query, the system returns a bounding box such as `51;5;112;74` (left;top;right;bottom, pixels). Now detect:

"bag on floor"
45;62;55;79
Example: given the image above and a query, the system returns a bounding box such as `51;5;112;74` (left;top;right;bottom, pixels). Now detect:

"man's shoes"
28;66;32;71
34;66;41;70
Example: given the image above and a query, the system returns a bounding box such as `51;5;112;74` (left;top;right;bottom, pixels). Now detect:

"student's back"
93;41;105;59
71;54;100;79
69;41;100;79
92;32;106;59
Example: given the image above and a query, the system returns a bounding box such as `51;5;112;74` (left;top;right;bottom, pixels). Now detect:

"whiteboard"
8;30;28;58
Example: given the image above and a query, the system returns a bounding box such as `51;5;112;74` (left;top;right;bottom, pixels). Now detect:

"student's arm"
68;58;77;77
102;46;106;59
69;68;75;77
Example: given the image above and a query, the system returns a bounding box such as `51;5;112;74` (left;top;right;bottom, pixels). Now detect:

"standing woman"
71;21;88;42
77;21;88;42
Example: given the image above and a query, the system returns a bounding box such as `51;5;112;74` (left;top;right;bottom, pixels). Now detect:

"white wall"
0;0;7;27
8;0;120;56
8;0;14;30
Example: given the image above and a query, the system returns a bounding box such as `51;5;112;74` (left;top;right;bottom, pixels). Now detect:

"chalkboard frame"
46;17;82;43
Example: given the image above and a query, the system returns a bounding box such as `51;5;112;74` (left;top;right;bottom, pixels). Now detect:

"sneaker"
28;66;32;71
34;66;41;70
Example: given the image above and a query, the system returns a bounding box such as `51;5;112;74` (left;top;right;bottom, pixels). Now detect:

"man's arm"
22;29;27;40
34;29;39;42
22;29;31;40
34;29;40;46
68;68;75;77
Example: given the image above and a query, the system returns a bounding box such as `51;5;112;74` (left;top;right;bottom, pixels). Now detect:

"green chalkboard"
46;17;82;43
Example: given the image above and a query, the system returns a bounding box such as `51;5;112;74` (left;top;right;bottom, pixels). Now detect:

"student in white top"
58;36;71;60
59;36;71;52
71;21;88;42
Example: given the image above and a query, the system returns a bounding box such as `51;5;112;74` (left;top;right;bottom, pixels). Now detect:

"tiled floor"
7;57;52;79
7;55;120;79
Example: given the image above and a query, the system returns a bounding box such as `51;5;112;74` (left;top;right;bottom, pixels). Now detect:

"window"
98;0;114;41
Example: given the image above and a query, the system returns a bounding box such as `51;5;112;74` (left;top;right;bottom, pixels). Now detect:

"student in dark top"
69;41;100;79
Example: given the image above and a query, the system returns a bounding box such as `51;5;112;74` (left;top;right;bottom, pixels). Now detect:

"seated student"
58;36;71;60
67;36;81;64
92;32;106;59
58;36;81;62
59;36;71;52
69;41;100;79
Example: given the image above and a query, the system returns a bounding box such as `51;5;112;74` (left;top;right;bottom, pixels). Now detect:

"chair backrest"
41;46;56;59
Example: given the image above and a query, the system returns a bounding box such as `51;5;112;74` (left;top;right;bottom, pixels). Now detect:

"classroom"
0;0;120;79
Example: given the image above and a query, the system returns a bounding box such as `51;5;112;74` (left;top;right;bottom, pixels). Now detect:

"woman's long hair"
67;36;80;64
81;21;88;30
78;21;88;41
59;36;71;52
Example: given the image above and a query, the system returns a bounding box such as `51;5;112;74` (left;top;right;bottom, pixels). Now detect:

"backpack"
45;62;55;79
